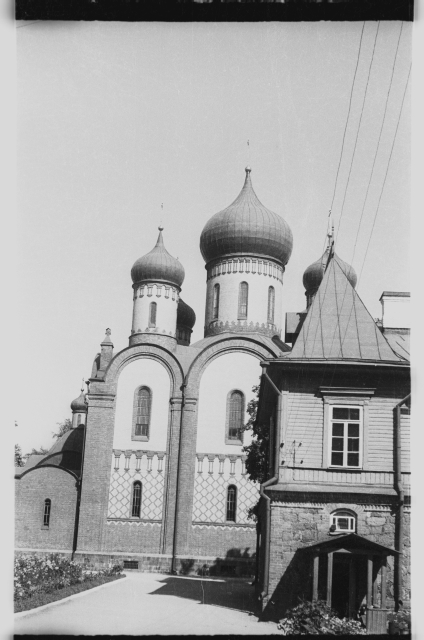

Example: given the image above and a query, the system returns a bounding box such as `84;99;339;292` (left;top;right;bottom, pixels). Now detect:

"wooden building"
255;244;410;631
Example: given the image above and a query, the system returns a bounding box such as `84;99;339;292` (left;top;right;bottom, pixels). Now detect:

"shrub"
14;554;123;601
278;600;366;635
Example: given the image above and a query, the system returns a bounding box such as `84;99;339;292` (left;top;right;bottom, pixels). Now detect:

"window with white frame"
330;509;356;534
329;405;362;468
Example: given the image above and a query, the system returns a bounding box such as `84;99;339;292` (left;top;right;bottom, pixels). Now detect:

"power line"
349;22;404;274
358;63;411;285
329;22;366;218
336;22;380;243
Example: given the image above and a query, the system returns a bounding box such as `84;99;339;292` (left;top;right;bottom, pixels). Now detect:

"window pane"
149;302;157;327
226;486;237;522
267;287;275;323
332;423;344;437
213;284;220;319
347;453;359;467
136;388;151;438
132;483;142;517
228;391;243;440
332;437;344;452
43;500;51;527
348;438;359;452
348;423;359;437
348;408;360;420
238;283;248;319
331;452;343;466
332;407;349;420
337;518;349;530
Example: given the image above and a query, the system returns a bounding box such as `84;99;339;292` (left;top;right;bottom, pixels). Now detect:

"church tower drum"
130;227;185;348
200;167;293;338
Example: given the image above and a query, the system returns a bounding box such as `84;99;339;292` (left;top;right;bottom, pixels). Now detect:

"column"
161;396;183;555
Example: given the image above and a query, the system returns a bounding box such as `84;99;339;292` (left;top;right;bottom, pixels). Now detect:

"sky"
15;20;412;454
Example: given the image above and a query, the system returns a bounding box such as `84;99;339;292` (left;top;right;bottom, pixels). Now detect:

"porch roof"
300;533;399;556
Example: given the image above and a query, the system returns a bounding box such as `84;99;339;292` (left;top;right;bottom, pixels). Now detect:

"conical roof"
177;298;196;330
131;227;185;288
200;167;293;266
287;255;402;362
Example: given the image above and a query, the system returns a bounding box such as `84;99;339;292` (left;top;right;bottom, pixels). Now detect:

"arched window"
212;283;220;320
149;302;157;327
238;282;248;319
77;414;82;425
133;386;152;440
226;390;244;443
226;485;237;522
131;482;142;518
43;499;51;527
330;509;356;534
267;286;275;324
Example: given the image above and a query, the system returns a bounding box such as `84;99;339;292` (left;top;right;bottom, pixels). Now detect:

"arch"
43;498;51;527
132;386;152;440
226;485;237;522
131;481;142;518
226;389;245;444
185;335;280;398
212;283;220;320
267;286;275;324
330;509;357;534
149;302;157;328
238;282;248;320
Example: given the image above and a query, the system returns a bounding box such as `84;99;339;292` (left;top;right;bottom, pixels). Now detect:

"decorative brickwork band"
206;319;281;338
206;257;285;283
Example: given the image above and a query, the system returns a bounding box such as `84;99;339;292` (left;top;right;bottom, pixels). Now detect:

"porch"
303;533;399;634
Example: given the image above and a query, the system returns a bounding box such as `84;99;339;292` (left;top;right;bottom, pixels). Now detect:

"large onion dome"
200;167;293;267
131;227;185;288
70;388;87;413
303;246;357;295
177;298;196;330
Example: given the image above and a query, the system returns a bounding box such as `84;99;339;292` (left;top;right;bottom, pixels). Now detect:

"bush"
278;600;366;635
14;554;123;601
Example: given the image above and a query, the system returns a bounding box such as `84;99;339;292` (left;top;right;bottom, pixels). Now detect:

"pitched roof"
286;255;402;362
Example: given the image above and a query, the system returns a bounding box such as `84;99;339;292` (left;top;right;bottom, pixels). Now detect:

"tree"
52;418;73;440
28;446;50;456
15;444;25;467
242;383;269;520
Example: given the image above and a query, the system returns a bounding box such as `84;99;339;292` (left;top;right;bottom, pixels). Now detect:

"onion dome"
303;247;357;295
177;298;196;330
131;227;185;288
200;167;293;267
70;388;87;413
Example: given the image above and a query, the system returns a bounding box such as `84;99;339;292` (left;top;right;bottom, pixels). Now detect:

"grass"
14;573;125;613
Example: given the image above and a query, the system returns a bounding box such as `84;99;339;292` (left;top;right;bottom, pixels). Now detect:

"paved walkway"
14;572;279;635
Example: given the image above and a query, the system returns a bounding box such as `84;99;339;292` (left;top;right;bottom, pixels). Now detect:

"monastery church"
15;167;410;597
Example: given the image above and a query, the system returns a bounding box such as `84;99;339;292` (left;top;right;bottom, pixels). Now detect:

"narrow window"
135;387;152;438
77;414;82;425
330;406;362;468
43;499;51;527
267;286;275;323
149;302;157;327
238;282;248;319
131;482;142;518
213;283;220;320
227;390;244;442
226;485;237;522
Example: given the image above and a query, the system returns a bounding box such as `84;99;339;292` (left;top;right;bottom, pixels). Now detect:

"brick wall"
15;467;77;551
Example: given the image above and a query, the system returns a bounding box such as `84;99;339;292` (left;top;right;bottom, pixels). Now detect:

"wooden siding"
285;392;323;468
280;466;410;488
283;382;410;475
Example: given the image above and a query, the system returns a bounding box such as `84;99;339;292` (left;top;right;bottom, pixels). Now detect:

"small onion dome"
177;298;196;330
200;167;293;267
70;388;87;413
131;227;185;288
303;248;357;294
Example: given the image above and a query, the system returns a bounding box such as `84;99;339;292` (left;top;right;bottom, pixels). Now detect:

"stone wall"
262;499;410;621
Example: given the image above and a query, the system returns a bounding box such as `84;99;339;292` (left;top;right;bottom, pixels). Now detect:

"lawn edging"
15;573;127;617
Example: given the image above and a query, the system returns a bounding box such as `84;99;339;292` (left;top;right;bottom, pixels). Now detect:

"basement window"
330;510;356;534
123;560;139;570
